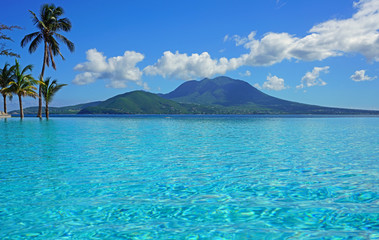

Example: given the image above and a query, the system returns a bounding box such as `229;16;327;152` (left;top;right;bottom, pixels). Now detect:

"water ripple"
0;116;378;239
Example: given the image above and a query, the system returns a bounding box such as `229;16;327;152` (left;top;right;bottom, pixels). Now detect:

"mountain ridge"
161;76;378;114
10;76;379;115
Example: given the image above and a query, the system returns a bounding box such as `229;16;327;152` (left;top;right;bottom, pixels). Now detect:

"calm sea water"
0;116;378;239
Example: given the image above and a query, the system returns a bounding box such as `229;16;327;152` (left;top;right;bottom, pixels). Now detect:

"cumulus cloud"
146;0;379;81
73;0;379;84
231;0;379;66
297;66;329;89
73;49;145;88
232;33;252;46
236;32;297;66
350;70;377;81
143;51;244;80
255;74;288;91
72;72;101;85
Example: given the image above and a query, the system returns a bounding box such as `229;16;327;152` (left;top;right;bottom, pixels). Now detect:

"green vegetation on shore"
12;77;379;115
41;77;67;119
1;4;71;119
21;4;74;118
3;60;38;118
0;63;14;113
2;4;378;117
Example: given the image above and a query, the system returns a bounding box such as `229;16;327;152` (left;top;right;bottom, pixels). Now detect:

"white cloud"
148;0;379;81
350;70;377;81
232;33;251;46
224;33;249;46
73;0;379;84
240;70;251;77
297;66;329;89
231;0;379;66
141;82;150;91
143;51;244;80
237;32;297;66
253;83;261;89
72;72;101;85
255;74;288;91
73;49;145;88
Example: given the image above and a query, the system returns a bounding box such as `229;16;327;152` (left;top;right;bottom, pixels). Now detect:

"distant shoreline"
6;114;379;119
8;77;379;116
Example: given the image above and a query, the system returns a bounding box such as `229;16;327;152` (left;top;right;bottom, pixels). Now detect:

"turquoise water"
0;116;378;239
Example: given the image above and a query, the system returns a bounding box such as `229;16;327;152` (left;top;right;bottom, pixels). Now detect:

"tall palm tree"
21;4;74;118
4;60;38;119
41;77;66;119
0;63;15;113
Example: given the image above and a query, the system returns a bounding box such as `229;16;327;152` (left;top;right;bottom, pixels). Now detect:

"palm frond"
27;34;43;53
0;63;13;89
48;37;65;60
40;5;53;30
28;10;47;35
54;33;74;52
41;77;66;103
13;60;20;75
47;36;59;56
20;31;40;47
29;10;40;26
23;2;74;89
21;65;33;76
57;18;72;31
0;63;10;73
5;60;37;99
40;4;51;20
54;6;64;17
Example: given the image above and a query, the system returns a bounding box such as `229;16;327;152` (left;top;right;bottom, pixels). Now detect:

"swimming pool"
1;116;378;239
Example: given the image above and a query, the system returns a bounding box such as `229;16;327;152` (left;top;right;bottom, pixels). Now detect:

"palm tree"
0;63;15;113
4;60;38;119
41;77;66;119
21;4;74;118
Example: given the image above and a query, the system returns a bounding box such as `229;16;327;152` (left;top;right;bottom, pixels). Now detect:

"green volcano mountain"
78;91;220;114
12;76;379;115
160;76;377;114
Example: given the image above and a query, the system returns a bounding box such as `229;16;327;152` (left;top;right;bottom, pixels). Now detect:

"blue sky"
1;0;379;110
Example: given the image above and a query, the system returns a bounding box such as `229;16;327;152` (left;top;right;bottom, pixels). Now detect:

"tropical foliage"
0;63;15;113
3;60;38;119
21;4;74;118
0;24;21;57
41;77;66;119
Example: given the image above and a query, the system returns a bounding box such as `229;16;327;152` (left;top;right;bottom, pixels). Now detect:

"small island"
12;76;379;116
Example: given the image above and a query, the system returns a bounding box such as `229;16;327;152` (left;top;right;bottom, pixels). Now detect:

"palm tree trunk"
2;94;6;114
45;102;49;120
37;41;48;119
18;94;23;119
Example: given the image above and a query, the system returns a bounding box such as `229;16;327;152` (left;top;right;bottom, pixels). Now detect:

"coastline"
6;113;379;119
0;112;11;118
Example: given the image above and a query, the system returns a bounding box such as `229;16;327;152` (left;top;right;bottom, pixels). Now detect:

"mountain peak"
15;76;379;115
162;76;266;106
201;76;242;85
